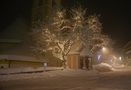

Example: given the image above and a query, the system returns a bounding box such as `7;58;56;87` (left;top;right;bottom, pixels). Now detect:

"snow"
1;67;131;90
93;63;114;72
80;48;89;56
0;67;63;75
1;68;131;90
112;64;125;69
0;64;130;82
0;68;98;81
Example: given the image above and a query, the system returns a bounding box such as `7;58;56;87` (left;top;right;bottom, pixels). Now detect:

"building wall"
67;54;94;70
9;61;43;68
0;60;9;68
67;54;80;69
0;60;43;69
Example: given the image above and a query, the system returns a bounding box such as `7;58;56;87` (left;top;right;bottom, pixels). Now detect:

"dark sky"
0;0;131;47
0;0;32;30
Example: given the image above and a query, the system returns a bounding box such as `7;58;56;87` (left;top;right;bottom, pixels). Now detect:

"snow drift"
93;63;113;72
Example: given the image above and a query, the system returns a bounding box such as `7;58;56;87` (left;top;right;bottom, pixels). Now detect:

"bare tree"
71;8;109;56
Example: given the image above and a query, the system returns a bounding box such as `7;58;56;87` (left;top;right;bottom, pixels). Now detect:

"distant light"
102;47;107;52
119;57;122;60
98;55;101;60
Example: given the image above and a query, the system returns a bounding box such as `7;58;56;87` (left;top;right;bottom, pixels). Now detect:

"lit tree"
31;10;75;68
31;8;111;68
47;10;74;68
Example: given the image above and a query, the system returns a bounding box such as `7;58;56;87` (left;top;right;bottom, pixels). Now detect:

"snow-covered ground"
93;63;114;72
0;67;63;75
0;67;130;82
0;62;130;90
0;69;98;81
0;62;126;75
93;63;127;72
1;68;131;90
0;64;130;82
0;67;64;81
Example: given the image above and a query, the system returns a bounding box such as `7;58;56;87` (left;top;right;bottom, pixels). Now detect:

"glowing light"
102;47;108;54
102;47;106;52
98;55;101;60
119;57;122;60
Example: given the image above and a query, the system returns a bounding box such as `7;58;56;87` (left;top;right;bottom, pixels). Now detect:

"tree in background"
71;8;110;56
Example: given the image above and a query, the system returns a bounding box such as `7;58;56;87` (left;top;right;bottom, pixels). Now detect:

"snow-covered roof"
0;17;28;40
126;50;131;54
124;41;131;49
0;55;44;62
80;48;89;56
69;40;83;55
68;40;89;56
123;41;131;52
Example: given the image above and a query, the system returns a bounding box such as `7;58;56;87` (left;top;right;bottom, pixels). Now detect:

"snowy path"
0;69;98;81
0;68;131;90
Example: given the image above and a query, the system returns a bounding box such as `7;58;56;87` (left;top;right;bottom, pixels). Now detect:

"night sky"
0;0;131;48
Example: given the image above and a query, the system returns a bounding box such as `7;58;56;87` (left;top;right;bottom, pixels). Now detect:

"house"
0;55;45;69
0;1;63;68
0;0;94;69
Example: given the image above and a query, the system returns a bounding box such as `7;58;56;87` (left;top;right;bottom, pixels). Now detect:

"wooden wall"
67;54;80;69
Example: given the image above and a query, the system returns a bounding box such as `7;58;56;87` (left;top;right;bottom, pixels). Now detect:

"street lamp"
101;47;109;63
119;56;122;61
102;47;108;53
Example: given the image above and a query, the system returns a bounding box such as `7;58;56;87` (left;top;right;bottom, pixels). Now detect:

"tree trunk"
62;54;66;69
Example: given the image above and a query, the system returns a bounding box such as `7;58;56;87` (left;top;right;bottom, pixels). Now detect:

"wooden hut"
67;41;92;70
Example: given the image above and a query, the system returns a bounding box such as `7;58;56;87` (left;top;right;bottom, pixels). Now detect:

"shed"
67;41;92;70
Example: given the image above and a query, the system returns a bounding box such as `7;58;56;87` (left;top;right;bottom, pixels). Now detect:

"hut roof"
68;40;90;56
68;40;82;54
80;48;89;56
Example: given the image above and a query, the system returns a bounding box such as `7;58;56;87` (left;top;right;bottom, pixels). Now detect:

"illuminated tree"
31;8;111;68
31;10;75;67
46;10;74;67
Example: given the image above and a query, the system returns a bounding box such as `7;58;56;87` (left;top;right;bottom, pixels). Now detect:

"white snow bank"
93;63;114;72
112;64;125;69
0;67;63;75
